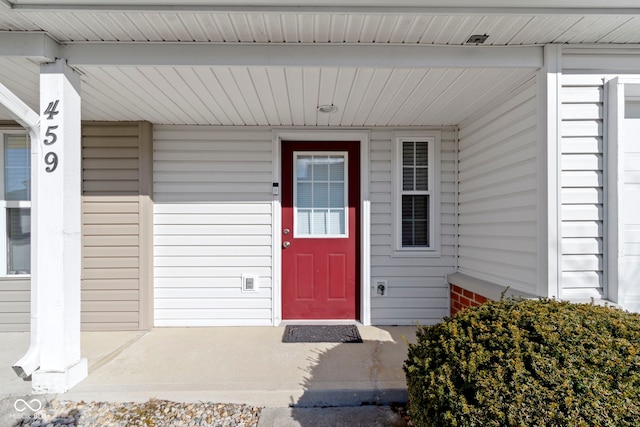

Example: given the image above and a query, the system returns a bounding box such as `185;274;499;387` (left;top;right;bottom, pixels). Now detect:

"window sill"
0;274;30;280
392;249;441;258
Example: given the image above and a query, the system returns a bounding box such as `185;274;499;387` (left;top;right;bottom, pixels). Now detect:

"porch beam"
61;43;543;69
0;32;59;63
563;52;640;71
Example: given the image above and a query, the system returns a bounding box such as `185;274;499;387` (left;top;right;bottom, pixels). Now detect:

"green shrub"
404;298;640;427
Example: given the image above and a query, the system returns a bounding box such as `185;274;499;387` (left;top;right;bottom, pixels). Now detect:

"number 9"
45;152;58;173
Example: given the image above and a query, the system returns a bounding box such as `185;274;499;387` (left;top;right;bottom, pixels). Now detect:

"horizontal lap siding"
560;76;604;298
0;278;30;331
370;129;455;325
1;122;151;332
82;122;149;330
457;80;539;294
153;126;273;326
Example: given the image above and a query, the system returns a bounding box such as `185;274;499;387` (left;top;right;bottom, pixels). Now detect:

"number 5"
43;125;58;145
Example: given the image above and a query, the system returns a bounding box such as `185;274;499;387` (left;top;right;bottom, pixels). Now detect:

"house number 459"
43;100;59;173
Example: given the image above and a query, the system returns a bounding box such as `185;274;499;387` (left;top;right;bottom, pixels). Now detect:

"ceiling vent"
466;34;489;44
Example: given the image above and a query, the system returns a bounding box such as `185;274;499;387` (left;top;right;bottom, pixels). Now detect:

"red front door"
281;141;360;320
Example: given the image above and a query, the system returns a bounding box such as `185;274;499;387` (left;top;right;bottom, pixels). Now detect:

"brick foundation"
450;284;490;316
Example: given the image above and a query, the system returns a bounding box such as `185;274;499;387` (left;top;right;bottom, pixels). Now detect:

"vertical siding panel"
560;77;604;298
369;128;456;325
82;122;151;330
457;80;539;294
153;126;274;326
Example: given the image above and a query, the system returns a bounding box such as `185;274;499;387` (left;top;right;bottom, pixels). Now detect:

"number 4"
44;100;59;120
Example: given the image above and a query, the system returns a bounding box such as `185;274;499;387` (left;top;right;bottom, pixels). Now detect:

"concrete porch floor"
1;326;417;408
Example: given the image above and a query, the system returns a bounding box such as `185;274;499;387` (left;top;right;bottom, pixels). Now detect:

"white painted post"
537;44;563;300
31;59;87;393
607;78;622;306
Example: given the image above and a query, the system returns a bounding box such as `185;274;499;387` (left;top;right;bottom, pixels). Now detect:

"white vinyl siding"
370;129;454;325
560;75;604;298
154;126;453;326
457;79;539;294
153;127;273;326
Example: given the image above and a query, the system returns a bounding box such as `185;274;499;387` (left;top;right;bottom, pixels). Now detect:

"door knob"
283;241;291;248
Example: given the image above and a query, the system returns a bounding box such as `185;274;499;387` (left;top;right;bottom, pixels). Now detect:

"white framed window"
0;131;30;275
294;151;348;238
393;132;440;256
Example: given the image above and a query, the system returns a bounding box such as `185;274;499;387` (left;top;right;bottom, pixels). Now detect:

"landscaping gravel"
14;399;261;427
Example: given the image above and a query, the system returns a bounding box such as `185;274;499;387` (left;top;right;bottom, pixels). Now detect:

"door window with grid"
294;152;348;238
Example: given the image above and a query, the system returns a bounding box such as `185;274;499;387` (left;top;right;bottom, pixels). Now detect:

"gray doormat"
283;325;363;343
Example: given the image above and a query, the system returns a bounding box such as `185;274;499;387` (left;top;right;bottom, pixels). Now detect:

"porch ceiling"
0;9;640;45
0;56;536;126
0;3;636;126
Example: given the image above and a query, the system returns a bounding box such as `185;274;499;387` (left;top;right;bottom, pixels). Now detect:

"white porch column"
31;59;87;393
537;44;563;300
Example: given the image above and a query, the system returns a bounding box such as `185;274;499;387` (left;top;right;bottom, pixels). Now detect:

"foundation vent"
242;274;259;292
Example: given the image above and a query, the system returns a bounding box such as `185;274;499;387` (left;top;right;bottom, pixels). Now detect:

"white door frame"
271;130;371;325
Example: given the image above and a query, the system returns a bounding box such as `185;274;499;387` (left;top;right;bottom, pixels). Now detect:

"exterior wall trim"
606;77;620;304
272;129;371;325
138;121;154;329
540;44;563;299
